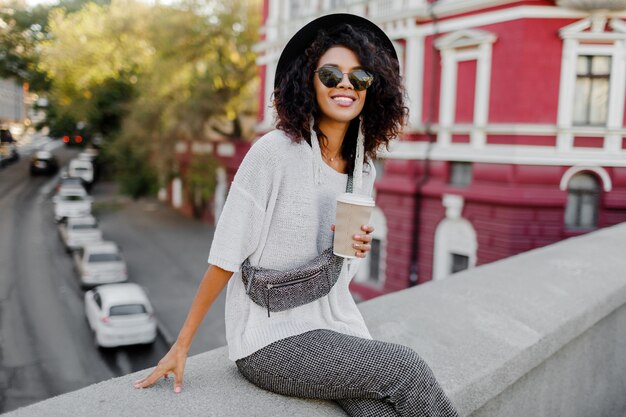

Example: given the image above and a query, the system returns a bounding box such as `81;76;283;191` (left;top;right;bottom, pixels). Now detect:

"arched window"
432;195;477;281
564;173;600;230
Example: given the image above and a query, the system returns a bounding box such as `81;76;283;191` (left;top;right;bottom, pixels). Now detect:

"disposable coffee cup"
333;193;375;259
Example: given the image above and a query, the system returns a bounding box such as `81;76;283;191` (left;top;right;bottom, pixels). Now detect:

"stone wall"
7;223;626;417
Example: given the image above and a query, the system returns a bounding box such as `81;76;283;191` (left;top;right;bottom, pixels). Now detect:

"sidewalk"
90;182;226;356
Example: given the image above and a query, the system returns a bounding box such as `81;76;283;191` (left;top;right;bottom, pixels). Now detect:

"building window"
368;238;382;282
573;55;611;126
450;253;469;274
565;173;600;229
449;162;472;187
355;208;387;286
289;0;314;18
329;0;346;8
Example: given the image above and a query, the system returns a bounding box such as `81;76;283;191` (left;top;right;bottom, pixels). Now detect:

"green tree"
87;76;136;136
114;0;260;197
39;1;152;124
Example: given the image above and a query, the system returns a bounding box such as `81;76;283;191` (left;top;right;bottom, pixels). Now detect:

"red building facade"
255;0;626;300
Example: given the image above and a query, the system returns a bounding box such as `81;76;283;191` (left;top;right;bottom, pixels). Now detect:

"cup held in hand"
333;193;375;258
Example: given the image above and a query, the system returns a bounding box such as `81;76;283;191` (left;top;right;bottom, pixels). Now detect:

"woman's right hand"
133;342;189;393
132;265;232;394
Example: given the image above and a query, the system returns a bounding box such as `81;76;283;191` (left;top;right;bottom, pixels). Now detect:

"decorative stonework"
557;0;626;11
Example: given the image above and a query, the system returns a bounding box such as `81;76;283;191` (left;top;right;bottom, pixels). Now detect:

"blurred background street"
0;137;225;413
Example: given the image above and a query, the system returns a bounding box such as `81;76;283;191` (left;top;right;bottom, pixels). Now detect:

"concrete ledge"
6;223;626;417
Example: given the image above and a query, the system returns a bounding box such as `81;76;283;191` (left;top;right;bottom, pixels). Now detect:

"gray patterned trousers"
235;329;459;417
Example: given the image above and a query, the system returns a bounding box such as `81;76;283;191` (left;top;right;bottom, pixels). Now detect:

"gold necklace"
323;149;341;162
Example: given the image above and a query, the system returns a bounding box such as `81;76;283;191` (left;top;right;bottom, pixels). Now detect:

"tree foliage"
0;0;111;90
34;0;259;197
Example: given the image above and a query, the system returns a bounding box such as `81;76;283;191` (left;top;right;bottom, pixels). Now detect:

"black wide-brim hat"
274;13;397;89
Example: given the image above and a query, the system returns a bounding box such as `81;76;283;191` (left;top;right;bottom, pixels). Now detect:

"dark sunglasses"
314;66;374;91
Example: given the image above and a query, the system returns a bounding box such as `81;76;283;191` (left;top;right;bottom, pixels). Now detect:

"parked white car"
84;283;157;348
57;176;85;194
68;158;94;185
53;186;92;222
74;241;127;287
59;215;103;252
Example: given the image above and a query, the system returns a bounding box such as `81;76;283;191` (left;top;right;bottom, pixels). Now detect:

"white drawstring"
353;116;365;192
310;120;323;185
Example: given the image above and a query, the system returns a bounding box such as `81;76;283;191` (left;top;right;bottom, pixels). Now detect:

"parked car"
68;158;94;187
84;283;157;348
53;186;92;222
57;175;84;193
74;241;127;287
0;129;19;167
78;149;100;181
59;215;103;252
29;151;59;176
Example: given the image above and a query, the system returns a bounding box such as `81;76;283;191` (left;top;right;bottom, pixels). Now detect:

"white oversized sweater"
208;129;376;361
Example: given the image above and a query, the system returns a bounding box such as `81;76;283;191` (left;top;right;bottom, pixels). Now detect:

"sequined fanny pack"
241;175;353;317
241;248;344;317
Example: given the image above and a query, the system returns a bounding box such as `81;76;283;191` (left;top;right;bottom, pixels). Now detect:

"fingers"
134;368;164;389
352;233;372;244
174;368;184;394
330;224;335;232
134;367;184;393
352;242;371;258
361;224;374;234
353;226;373;258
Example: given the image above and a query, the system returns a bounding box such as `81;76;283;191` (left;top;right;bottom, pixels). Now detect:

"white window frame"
405;28;425;131
559;165;612;192
255;50;280;132
557;16;626;154
435;29;497;148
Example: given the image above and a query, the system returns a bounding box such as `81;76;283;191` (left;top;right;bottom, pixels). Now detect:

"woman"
135;13;459;417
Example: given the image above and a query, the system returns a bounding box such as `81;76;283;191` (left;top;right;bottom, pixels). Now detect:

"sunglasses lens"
317;67;343;88
349;70;374;91
316;67;374;91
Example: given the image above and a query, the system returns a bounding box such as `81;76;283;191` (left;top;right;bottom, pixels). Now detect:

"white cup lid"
336;193;375;207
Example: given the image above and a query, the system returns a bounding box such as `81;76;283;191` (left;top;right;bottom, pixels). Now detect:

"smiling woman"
134;13;458;417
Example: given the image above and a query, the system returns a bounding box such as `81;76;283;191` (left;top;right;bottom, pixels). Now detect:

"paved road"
0;141;177;413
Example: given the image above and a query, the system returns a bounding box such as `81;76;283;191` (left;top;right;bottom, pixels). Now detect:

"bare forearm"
175;265;233;351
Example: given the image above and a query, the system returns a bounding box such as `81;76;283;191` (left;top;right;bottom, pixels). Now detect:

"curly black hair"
273;23;408;173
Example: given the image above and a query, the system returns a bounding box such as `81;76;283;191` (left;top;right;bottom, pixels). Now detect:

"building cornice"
383;140;626;166
406;122;626;136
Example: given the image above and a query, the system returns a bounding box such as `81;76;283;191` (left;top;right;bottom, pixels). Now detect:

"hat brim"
274;13;397;89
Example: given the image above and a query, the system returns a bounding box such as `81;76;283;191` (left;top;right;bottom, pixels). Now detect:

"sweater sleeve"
208;138;278;272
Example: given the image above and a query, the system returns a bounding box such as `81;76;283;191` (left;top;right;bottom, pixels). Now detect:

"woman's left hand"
330;224;375;258
352;225;374;258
